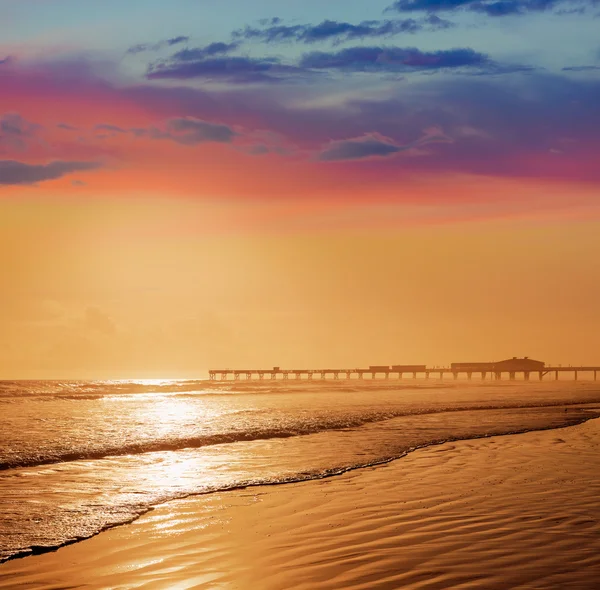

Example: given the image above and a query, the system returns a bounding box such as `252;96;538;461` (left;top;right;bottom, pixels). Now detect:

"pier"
209;358;600;382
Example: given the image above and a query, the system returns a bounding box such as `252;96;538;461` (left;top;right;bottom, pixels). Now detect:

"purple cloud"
3;52;599;182
300;46;491;72
170;42;240;62
95;124;126;133
0;113;43;151
318;130;451;161
0;160;101;185
127;36;190;55
232;17;454;45
147;56;309;83
387;0;586;16
562;65;600;71
135;117;237;145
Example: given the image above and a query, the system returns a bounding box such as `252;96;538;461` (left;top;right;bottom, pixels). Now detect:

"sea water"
1;379;599;562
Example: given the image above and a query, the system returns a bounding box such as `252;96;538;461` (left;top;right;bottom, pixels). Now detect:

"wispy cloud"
169;42;240;62
133;117;238;145
0;159;101;185
562;64;600;71
300;46;492;72
318;129;451;161
233;16;454;45
387;0;591;17
147;55;310;83
127;36;190;55
95;124;127;134
0;113;43;151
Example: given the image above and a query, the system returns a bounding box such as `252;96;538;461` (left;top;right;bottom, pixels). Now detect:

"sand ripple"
2;420;600;589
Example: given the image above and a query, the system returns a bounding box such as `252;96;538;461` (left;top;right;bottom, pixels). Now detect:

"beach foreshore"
2;418;600;590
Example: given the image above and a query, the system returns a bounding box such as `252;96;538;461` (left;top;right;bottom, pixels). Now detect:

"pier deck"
209;366;599;381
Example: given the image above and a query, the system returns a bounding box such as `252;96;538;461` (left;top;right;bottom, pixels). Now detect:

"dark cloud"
0;160;101;185
0;56;12;66
243;144;291;156
127;36;190;55
562;65;600;71
388;0;475;10
246;144;271;155
57;123;78;131
232;18;453;45
0;113;42;151
319;136;404;160
318;130;451;161
135;117;237;145
95;124;126;133
171;42;240;62
387;0;585;16
300;46;491;72
147;55;308;83
167;36;190;46
1;113;40;138
424;14;457;27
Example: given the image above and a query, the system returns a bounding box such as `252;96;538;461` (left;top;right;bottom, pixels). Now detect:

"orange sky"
2;193;599;379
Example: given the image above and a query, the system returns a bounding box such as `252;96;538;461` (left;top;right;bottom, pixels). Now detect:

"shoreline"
1;407;599;567
2;416;600;588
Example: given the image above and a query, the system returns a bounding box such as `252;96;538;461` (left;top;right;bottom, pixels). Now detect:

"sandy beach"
2;417;599;589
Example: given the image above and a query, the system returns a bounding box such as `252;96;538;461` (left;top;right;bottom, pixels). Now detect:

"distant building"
451;357;545;372
494;357;545;371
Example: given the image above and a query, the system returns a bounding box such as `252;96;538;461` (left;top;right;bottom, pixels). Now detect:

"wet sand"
2;418;599;589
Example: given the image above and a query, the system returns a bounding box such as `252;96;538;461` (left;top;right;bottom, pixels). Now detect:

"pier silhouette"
209;357;599;381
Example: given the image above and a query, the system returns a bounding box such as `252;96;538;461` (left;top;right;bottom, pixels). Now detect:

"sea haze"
1;379;599;562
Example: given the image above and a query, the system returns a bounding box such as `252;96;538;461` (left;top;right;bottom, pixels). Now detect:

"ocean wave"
3;412;599;564
3;401;599;471
0;378;482;399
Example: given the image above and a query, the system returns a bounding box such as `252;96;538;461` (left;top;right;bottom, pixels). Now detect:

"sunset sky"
1;0;599;378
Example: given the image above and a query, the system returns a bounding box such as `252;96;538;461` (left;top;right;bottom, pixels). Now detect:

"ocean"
1;379;599;563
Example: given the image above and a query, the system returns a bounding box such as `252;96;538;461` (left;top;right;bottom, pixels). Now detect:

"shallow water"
1;379;599;562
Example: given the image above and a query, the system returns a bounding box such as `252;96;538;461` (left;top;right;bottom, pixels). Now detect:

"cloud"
2;51;599;183
1;112;41;138
0;159;101;185
170;42;240;61
232;17;454;45
0;113;42;151
135;117;237;145
387;0;589;16
95;123;126;133
147;55;308;83
318;130;451;161
562;65;600;71
0;56;13;66
57;123;78;131
300;46;492;72
127;36;190;55
167;36;190;46
319;136;403;160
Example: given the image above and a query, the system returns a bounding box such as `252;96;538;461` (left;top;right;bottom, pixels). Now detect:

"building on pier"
451;357;544;372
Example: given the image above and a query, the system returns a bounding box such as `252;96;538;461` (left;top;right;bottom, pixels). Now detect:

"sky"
1;0;599;378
